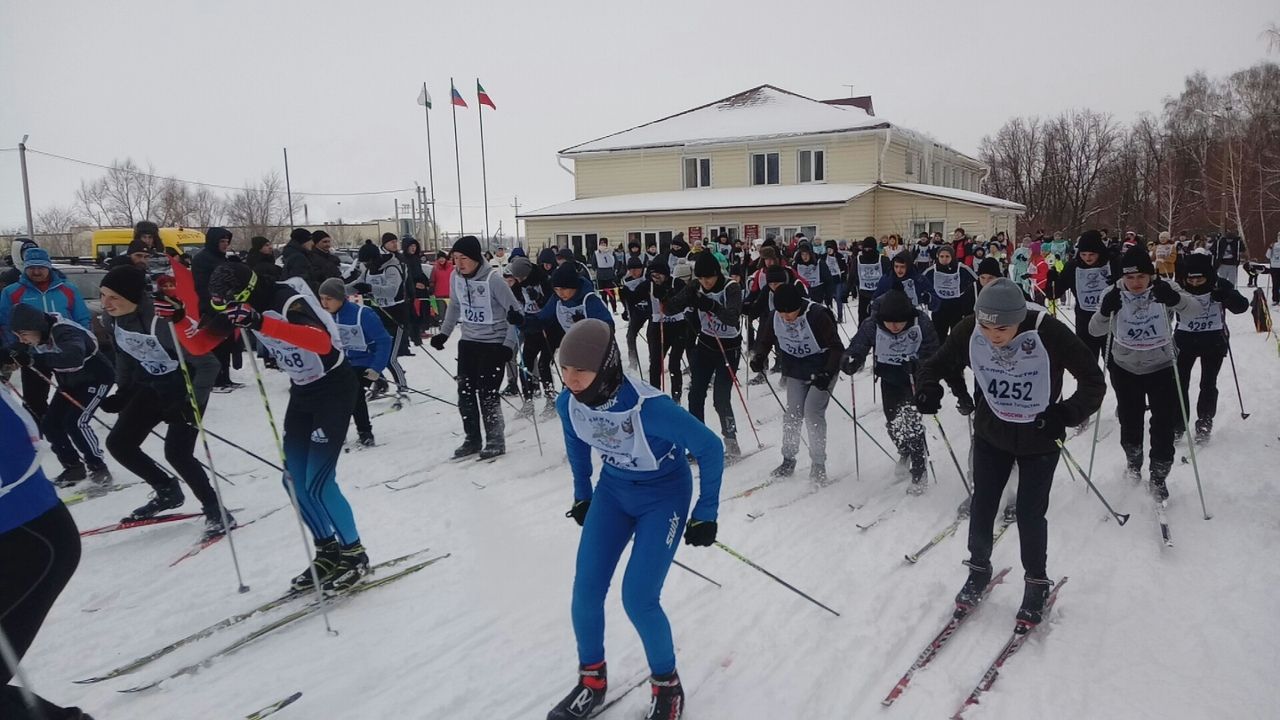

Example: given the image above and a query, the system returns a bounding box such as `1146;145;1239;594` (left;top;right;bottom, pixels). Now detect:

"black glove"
10;345;32;368
1046;267;1059;285
621;310;629;322
683;519;717;547
224;303;263;330
98;392;128;414
840;353;864;376
1209;286;1230;304
914;383;944;415
1098;288;1122;317
353;282;373;295
1150;279;1181;306
153;295;186;324
429;334;448;351
651;283;669;300
1034;404;1068;440
749;354;765;374
810;371;833;389
565;500;591;527
506;308;524;326
693;294;717;313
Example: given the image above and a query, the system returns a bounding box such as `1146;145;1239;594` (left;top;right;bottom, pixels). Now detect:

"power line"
24;147;417;197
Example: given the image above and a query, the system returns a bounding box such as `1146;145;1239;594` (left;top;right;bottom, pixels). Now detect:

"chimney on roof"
821;96;874;116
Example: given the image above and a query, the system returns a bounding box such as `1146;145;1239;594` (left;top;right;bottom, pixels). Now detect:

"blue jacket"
0;270;92;347
1;389;59;535
330;300;391;373
557;377;724;522
873;267;940;311
536;277;614;331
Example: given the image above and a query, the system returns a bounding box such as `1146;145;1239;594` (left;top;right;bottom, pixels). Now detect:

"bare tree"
224;172;303;241
33;204;88;256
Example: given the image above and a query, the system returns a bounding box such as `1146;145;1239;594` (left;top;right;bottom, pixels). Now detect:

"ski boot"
122;481;185;522
501;380;521;397
748;372;767;386
326;542;370;592
541;398;560;420
1149;460;1172;502
357;431;376;447
1194;417;1212;444
368;377;390;400
906;454;928;495
769;458;796;478
517;398;535;419
955;394;976;416
954;561;994;615
1015;576;1054;630
453;439;482;459
810;463;829;486
1002;502;1017;525
722;437;741;461
547;662;607;720
86;461;112;486
479;442;506;460
291;537;342;593
1122;444;1143;482
201;505;238;540
645;671;684;720
53;462;87;488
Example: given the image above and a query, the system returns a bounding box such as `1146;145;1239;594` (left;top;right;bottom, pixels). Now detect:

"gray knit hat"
974;278;1027;327
559;318;614;370
318;277;347;301
508;256;534;281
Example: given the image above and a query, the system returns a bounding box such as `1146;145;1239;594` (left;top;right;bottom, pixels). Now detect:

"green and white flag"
417;85;432;109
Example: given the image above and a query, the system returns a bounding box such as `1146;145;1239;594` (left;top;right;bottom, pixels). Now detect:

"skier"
791;241;833;307
1088;247;1197;498
1268;233;1280;306
591;237;619;314
1153;231;1179;279
317;278;391;448
642;261;689;401
430;236;521;459
923;245;979;414
1173;252;1250;443
347;235;409;396
539;262;614;334
0;386;94;720
852;237;891;325
547;319;723;720
916;279;1104;627
618;257;650;372
1211;229;1246;285
750;283;843;482
1045;230;1113;361
661;252;744;459
508;256;560;418
6;304;113;487
1011;236;1032;295
873;252;939;311
841;290;939;492
208;262;368;590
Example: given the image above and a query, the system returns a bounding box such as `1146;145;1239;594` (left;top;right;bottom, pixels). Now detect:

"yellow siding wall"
574;150;682;198
524;205;852;251
871;189;1004;239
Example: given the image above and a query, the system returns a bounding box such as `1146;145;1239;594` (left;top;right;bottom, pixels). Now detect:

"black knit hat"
101;266;149;305
764;266;788;284
626;257;645;270
861;236;877;251
207;262;257;305
311;230;331;242
647;259;669;277
9;304;50;335
877;289;914;322
773;283;804;313
977;257;1003;278
450;236;484;264
1183;252;1213;279
1076;230;1106;255
693;251;720;278
892;250;913;266
357;242;381;263
551;262;581;289
127;239;150;255
250;236;272;253
1119;246;1156;276
290;228;313;245
381;232;399;244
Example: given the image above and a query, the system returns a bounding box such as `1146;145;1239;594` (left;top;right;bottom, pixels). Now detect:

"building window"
751;152;780;186
932;161;941;185
797;149;825;184
627;230;674;250
904;150;915;176
683;157;711;189
705;225;740;244
911;220;946;238
763;225;819;245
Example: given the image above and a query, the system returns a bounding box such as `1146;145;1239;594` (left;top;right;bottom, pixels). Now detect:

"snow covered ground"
18;311;1280;719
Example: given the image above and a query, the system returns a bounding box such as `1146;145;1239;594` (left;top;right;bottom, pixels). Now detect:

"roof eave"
558;123;893;158
521;199;858;221
879;184;1026;213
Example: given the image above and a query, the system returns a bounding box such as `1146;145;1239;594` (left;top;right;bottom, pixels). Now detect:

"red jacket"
430;261;454;298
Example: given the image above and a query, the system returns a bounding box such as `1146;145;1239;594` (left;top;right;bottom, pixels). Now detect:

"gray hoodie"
439;261;519;351
1088;280;1196;376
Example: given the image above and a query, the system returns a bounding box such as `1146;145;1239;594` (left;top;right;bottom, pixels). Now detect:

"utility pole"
283;147;295;226
511;196;521;249
18;135;34;238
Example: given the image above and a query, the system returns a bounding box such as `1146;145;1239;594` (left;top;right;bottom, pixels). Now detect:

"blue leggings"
572;471;691;676
282;374;360;546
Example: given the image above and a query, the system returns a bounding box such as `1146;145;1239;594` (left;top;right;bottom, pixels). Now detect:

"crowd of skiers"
1;217;1277;720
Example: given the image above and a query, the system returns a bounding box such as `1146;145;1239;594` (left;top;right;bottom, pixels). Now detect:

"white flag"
417;86;433;109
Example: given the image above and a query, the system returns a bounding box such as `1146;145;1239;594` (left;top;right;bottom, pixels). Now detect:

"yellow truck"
91;227;206;264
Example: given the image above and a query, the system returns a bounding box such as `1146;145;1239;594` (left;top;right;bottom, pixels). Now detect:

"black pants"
857;291;875;325
881;378;926;475
646;322;687;399
457;340;507;446
43;381;110;470
18;365;49;423
0;503;82;719
520;330;556;399
1175;344;1225;423
1075;309;1106;362
284;367;360;544
687;342;738;440
933;303;972;403
1110;363;1180;467
376;304;410;387
969;435;1057;578
213;336;236;386
624;316;647;367
1271;268;1280;304
352;372;373;435
105;388;220;511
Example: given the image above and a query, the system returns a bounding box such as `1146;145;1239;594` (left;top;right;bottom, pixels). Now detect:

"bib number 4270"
987;378;1032;401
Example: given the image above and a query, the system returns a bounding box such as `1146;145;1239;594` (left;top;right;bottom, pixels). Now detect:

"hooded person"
318;277;391;447
790;241;833;306
94;265;233;535
8;303;114;487
508;255;559;418
1088;246;1197;496
281;228;317;290
430;235;522;459
538;262;614;333
1045;230;1113;361
874;251;939;311
916;278;1104;630
546;319;723;720
750;282;844;482
617;255;651;372
850;237;892;325
189;227;242;392
591;237;620;314
398;236;432;334
1171;252;1249;444
636;259;689;402
923;244;979;414
345;232;410;393
207;261;368;591
662;233;690;275
659;250;745;458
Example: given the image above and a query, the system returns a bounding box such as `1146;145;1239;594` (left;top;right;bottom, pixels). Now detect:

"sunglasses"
210;272;257;311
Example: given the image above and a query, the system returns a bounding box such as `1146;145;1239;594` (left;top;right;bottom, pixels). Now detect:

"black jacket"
281;241;315;290
309;248;343;284
1174;278;1250;354
191;227;231;310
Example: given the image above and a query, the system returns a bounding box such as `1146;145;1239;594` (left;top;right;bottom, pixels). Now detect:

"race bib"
933;268;961;300
796;262;821;287
873;324;921;366
336;308;368;353
453;274;493;325
969;321;1051;423
858;260;882;292
773;304;822;358
696;284;740;339
1176;293;1224;333
1075;267;1109;312
1113;289;1171;350
113;322;178;376
825;256;842;277
556;294;594;331
568;378;665;472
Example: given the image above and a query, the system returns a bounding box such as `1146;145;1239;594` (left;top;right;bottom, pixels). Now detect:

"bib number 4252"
987;378;1032;401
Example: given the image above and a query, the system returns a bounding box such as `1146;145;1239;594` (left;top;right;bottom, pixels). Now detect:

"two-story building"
521;85;1024;256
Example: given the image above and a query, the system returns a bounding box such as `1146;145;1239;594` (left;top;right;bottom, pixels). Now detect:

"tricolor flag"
477;80;496;110
417;85;432;109
451;82;468;108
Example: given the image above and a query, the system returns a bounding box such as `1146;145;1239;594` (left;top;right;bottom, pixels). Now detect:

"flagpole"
450;77;464;235
422;82;438;248
477;79;491;247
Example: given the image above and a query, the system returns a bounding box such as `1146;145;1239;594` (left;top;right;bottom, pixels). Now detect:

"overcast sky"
1;0;1276;238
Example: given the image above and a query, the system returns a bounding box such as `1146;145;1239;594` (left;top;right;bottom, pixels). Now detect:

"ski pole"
0;623;45;720
1222;316;1249;420
240;333;336;634
1165;314;1211;520
929;416;972;498
396;384;459;407
850;377;861;481
1056;440;1130;525
1086;315;1115;481
761;372;808;450
167;323;249;594
826;386;897;462
705;313;764;450
421;340;459;380
512;349;545;457
713;541;840;617
672;559;721;588
658;322;666;393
